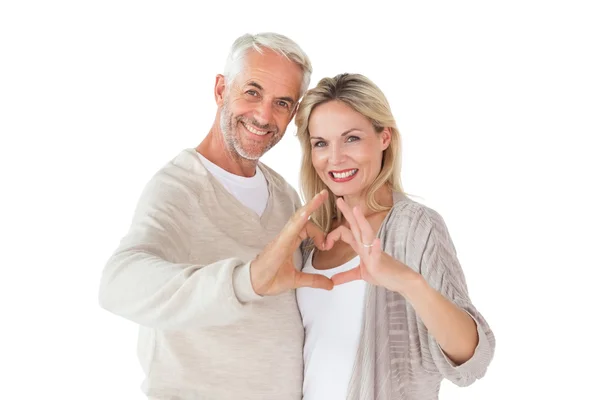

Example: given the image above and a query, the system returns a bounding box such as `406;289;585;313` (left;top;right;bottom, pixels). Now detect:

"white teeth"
331;169;358;179
243;122;268;136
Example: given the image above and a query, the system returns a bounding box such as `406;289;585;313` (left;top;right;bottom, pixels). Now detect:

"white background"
1;1;599;399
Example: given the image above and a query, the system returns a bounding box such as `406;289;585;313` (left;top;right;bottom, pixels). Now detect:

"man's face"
216;49;303;160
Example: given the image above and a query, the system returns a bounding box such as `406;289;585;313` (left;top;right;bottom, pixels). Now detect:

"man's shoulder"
257;161;287;187
156;148;207;177
142;148;212;199
148;148;208;182
258;162;301;207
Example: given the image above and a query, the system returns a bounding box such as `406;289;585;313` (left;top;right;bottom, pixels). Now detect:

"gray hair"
223;32;312;97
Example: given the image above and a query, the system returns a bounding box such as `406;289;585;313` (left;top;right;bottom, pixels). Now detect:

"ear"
214;74;226;106
289;102;300;122
380;127;392;150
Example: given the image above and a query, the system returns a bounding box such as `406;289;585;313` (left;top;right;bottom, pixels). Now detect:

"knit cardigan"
308;192;496;400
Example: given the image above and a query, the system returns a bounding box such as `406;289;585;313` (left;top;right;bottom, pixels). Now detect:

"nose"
329;144;346;166
254;101;274;126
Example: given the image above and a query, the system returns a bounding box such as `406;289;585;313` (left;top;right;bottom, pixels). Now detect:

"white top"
296;250;367;400
196;152;269;216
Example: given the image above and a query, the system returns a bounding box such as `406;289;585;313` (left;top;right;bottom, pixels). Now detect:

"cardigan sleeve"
98;169;262;330
415;207;496;387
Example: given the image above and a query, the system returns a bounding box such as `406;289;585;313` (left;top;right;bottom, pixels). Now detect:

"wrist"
389;267;427;298
234;262;263;302
248;260;266;296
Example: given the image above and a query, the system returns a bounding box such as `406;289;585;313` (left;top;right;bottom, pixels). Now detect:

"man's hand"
249;190;334;296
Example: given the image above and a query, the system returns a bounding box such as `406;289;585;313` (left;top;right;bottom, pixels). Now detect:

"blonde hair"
295;73;404;234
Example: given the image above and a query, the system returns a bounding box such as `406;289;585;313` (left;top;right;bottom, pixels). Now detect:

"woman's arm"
328;198;495;385
386;263;477;365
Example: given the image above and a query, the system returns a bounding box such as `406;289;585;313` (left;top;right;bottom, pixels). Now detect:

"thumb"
281;190;328;245
331;267;361;286
294;271;334;290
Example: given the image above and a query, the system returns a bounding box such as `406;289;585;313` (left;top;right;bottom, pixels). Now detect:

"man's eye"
246;90;258;96
277;101;290;109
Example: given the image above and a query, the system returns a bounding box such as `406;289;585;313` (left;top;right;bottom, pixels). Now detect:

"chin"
327;185;359;198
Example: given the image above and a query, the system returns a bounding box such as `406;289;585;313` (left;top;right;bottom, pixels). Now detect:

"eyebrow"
310;128;361;140
247;81;296;104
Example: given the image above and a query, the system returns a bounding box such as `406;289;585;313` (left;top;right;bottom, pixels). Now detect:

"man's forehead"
237;72;301;99
236;51;302;99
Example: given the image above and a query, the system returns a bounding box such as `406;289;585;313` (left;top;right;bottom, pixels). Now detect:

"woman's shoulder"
383;192;449;238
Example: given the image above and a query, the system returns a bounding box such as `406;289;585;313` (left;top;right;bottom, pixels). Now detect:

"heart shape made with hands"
320;197;408;289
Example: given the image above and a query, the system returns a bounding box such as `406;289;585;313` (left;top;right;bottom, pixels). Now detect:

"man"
99;32;333;400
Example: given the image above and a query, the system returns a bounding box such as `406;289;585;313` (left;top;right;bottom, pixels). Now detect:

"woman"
295;73;495;400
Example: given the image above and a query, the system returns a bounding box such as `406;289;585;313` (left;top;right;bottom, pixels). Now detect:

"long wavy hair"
295;73;404;234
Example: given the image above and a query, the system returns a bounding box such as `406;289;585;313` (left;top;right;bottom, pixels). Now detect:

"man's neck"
196;125;258;178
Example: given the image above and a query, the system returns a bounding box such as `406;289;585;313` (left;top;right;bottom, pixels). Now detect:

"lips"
329;168;358;182
241;121;271;137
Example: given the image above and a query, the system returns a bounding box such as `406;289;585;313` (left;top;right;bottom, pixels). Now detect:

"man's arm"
99;171;333;330
98;172;260;330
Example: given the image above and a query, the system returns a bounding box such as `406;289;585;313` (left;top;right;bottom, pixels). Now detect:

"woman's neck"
341;185;393;220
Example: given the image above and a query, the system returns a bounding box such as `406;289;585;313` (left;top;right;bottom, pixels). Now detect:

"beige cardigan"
308;192;496;399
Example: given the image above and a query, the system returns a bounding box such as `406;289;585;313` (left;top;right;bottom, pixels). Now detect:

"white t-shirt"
196;152;269;217
296;250;366;400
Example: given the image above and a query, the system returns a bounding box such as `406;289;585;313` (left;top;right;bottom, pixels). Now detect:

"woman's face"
308;100;391;198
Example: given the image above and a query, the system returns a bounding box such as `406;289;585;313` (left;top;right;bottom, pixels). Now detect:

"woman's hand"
328;198;481;365
326;198;421;293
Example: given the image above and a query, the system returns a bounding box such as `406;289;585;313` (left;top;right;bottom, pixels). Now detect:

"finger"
281;190;328;245
300;190;329;220
365;238;383;264
304;220;327;250
370;238;382;255
336;198;363;251
336;198;358;229
331;267;361;285
294;271;334;290
353;206;375;247
325;225;357;251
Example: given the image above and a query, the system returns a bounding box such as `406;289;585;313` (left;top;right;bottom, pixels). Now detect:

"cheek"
350;145;382;170
229;98;252;117
346;146;369;163
275;114;291;129
367;151;384;175
311;151;328;174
